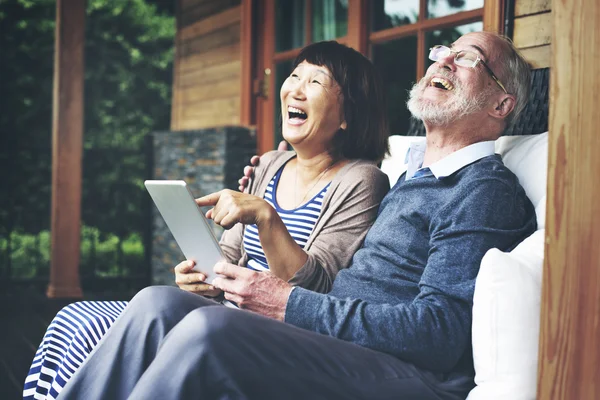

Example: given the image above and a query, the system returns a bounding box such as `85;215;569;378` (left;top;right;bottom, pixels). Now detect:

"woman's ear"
489;94;516;120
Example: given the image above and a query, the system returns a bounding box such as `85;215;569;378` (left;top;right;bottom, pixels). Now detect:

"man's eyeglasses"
428;45;508;94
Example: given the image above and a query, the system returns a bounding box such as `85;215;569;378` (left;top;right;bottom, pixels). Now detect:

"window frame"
249;0;506;154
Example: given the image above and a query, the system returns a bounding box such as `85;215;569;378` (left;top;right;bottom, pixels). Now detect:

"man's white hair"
480;32;531;127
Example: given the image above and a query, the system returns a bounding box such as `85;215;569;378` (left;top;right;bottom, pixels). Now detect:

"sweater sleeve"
285;176;536;371
288;164;390;293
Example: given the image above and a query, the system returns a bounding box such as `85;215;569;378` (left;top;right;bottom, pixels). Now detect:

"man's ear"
340;120;347;130
489;94;516;120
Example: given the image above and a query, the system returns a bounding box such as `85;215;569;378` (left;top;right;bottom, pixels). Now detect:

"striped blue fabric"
23;301;128;400
244;167;329;271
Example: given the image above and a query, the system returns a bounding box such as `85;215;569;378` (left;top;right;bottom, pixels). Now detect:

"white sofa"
381;133;548;400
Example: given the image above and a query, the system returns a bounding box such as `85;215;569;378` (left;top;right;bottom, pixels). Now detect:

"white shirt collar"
404;140;496;180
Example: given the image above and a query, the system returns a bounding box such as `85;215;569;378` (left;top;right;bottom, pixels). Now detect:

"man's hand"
238;141;288;192
174;260;222;297
195;189;274;230
211;262;293;321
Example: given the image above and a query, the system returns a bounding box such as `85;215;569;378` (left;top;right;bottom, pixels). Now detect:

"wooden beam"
240;0;253;125
369;8;483;44
257;0;276;154
346;0;368;54
48;0;85;299
538;0;600;398
171;0;182;130
483;0;505;34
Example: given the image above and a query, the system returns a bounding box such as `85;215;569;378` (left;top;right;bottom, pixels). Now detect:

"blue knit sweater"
285;154;537;378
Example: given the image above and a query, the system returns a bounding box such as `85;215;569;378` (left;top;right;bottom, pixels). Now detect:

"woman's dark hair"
292;41;389;162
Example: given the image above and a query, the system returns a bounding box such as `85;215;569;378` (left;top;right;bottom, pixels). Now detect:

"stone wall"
150;126;256;285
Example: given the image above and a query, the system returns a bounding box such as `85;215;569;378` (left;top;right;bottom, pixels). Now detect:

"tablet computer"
144;180;224;284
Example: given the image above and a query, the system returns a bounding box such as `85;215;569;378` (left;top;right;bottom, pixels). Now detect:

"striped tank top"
243;166;330;271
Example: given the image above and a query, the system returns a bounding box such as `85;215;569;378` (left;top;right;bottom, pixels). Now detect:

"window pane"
276;0;306;52
371;0;419;32
371;36;417;135
273;60;294;148
424;22;483;68
427;0;484;19
312;0;348;42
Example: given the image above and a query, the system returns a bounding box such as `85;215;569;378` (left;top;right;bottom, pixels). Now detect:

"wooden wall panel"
513;0;551;69
515;0;551;17
513;13;552;48
538;0;600;398
172;0;243;130
519;45;551;69
180;0;241;28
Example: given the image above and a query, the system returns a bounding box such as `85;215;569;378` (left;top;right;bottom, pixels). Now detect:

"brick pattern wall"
151;126;256;285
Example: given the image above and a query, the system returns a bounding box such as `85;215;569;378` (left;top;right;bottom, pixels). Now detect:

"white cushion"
380;135;414;187
494;132;548;229
467;229;545;400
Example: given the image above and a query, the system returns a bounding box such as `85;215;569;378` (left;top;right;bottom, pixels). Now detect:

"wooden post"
240;0;254;126
47;0;85;299
538;0;600;398
346;0;368;54
483;0;506;34
170;0;182;131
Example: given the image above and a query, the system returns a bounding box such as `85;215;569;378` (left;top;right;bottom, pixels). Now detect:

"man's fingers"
195;191;222;207
223;292;243;306
213;262;249;279
211;276;236;294
250;155;260;167
277;140;288;151
243;165;254;177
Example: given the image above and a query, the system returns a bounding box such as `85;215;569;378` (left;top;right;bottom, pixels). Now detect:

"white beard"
407;73;494;126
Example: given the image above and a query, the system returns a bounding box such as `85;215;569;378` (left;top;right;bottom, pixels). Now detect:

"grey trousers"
58;286;472;400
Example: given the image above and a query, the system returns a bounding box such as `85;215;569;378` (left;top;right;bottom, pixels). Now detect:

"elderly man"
60;32;536;400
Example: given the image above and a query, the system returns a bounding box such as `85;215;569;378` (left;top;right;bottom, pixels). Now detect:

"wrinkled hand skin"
174;260;222;297
211;262;292;321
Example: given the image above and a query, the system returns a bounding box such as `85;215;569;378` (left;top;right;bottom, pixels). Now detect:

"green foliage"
1;227;145;278
0;0;174;282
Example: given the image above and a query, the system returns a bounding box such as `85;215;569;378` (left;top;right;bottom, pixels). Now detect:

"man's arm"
285;178;536;372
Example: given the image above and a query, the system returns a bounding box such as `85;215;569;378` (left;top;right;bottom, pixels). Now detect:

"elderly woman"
24;41;390;400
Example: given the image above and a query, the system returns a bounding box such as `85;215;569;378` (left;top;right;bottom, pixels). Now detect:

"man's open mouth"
429;77;454;91
288;106;308;120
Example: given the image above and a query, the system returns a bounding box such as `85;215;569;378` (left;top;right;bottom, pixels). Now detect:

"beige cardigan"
219;151;390;293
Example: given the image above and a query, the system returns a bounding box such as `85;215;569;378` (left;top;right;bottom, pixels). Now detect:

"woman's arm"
197;189;307;281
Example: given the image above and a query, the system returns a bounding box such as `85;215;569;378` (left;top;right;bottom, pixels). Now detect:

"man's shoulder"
458;154;520;187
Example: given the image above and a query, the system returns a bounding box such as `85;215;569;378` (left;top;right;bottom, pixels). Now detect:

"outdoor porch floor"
0;288;69;399
0;287;136;399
